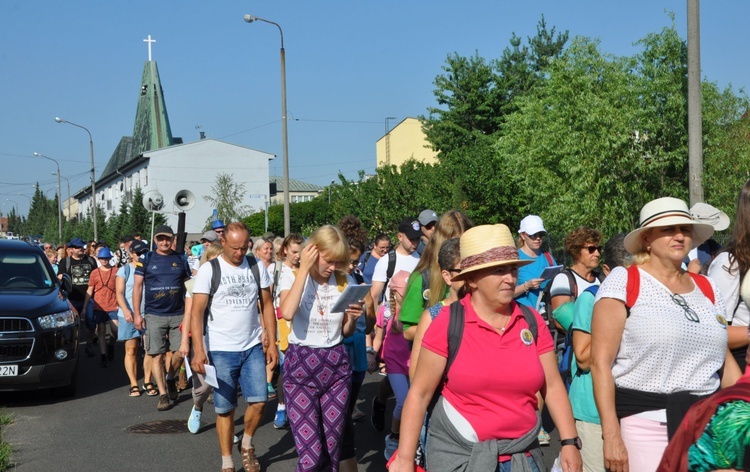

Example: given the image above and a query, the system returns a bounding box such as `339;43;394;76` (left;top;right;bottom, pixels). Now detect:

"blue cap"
68;237;85;248
211;219;225;230
97;247;113;259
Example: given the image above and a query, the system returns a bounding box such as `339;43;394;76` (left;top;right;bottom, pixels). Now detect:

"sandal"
142;382;159;396
129;386;142;397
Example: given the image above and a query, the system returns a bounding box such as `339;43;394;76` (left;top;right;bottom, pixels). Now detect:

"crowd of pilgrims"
47;183;750;472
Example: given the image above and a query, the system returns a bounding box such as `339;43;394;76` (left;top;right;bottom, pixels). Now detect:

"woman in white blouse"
708;180;750;372
591;197;741;472
278;225;364;472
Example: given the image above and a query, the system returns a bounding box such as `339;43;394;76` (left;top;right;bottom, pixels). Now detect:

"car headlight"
38;309;77;329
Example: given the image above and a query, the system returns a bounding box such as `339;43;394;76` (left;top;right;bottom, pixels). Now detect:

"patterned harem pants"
283;343;352;471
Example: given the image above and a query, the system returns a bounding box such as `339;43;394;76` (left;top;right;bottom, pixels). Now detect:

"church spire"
132;35;174;156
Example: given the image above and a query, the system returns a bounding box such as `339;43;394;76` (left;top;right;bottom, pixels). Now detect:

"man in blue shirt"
133;225;192;411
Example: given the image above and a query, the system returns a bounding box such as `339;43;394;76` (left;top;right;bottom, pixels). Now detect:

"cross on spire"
143;35;156;61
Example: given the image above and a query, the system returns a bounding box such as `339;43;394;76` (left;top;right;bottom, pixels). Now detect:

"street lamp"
53;172;72;222
243;14;290;236
55;117;97;240
33;152;62;243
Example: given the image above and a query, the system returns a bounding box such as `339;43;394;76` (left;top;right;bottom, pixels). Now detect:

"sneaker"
273;409;288;429
107;343;115;361
384;433;399;461
238;444;260;472
99;354;107;368
84;345;95;357
351;406;365;422
267;382;277;400
538;427;551;446
166;378;178;401
156;394;171;411
233;434;241;444
371;397;386;432
187;406;202;434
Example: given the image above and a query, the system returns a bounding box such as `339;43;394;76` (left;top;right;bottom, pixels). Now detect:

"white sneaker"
187;406;202;434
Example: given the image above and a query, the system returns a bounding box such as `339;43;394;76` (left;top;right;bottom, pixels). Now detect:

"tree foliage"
203;173;253;230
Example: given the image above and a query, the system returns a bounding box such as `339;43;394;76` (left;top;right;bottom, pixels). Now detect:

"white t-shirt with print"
193;256;271;352
595;266;727;396
372;250;420;316
278;270;355;348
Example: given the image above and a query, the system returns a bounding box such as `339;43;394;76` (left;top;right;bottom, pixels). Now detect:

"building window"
107;200;112;210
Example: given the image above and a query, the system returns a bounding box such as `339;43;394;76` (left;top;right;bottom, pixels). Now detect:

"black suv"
0;240;79;396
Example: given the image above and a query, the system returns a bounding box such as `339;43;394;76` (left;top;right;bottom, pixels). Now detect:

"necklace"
314;278;329;316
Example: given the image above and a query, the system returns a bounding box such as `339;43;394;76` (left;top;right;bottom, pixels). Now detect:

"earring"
646;246;651;252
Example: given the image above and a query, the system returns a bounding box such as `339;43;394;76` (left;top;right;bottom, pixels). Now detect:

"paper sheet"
330;284;371;313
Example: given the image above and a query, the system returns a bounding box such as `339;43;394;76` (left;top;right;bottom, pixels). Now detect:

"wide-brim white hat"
452;224;532;281
623;197;715;254
690;202;730;231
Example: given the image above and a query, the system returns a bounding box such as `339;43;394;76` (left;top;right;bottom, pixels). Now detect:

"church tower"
131;35;174;156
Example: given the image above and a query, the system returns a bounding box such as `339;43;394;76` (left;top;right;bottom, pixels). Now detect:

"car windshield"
0;250;56;290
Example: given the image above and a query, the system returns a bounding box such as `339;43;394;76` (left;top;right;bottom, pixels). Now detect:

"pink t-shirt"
377;306;411;376
422;294;554;441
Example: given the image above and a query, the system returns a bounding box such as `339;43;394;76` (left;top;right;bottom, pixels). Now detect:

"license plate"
0;365;18;376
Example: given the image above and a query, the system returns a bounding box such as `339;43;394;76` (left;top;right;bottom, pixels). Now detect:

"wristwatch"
560;437;582;450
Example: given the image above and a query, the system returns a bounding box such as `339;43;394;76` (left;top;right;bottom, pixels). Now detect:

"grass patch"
0;410;13;471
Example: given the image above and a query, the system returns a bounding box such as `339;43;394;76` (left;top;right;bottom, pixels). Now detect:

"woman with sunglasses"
591;197;741;472
515;215;557;310
548;227;605;320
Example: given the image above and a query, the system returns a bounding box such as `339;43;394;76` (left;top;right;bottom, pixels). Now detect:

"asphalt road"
1;342;562;471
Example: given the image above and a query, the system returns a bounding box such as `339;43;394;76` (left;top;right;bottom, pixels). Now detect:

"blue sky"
1;1;748;216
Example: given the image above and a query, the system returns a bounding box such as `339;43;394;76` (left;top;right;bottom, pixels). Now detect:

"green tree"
129;187;165;238
203;173;254;230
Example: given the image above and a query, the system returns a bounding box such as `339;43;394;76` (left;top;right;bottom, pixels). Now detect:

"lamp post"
34;152;62;243
54;172;72;222
55;117;97;240
243;14;290;236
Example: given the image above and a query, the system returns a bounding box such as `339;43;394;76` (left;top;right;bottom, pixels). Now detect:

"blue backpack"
558;285;598;391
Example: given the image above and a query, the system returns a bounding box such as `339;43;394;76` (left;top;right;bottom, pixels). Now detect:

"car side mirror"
60;273;73;295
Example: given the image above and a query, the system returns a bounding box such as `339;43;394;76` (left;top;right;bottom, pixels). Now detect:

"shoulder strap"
444;300;465;382
203;257;223;335
517;303;538;341
363;250;372;267
565;268;578;299
385;250;397;282
688;273;715;304
245;256;264;313
272;261;283;300
420;268;431;302
583;285;599;298
543;252;554;266
625;264;640;308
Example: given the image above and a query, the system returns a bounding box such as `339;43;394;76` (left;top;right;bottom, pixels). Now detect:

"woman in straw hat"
708;180;750;372
591;197;742;472
390;224;582;472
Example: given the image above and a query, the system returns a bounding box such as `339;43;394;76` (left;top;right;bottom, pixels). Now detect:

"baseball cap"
211;220;226;231
201;230;219;243
388;270;411;297
518;215;546;235
154;225;174;238
67;237;85;248
418;209;438;226
97;247;113;259
129;240;149;256
398;218;422;240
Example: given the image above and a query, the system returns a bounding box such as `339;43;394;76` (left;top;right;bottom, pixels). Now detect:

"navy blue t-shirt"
134;251;191;316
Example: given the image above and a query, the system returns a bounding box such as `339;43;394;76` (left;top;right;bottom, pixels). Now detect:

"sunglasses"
584;246;603;254
671;293;700;323
528;232;546;240
349;259;360;266
423;222;436;230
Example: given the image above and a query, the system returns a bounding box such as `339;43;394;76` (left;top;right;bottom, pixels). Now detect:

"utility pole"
687;0;703;205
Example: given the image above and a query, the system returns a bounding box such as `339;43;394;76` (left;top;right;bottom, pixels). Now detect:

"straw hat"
452;224;532;281
623;197;715;254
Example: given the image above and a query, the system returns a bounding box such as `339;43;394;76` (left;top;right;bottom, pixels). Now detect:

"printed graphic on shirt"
71;263;92;286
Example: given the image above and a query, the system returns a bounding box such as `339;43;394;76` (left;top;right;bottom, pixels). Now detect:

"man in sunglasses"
416;209;437;256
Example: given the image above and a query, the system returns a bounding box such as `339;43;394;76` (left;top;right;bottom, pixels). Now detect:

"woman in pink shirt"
391;224;582;472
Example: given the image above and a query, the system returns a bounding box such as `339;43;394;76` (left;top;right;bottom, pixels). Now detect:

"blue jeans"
208;344;267;414
497;457;541;472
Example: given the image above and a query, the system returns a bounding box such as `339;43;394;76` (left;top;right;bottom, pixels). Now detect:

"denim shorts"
208;344;267;414
92;310;117;325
